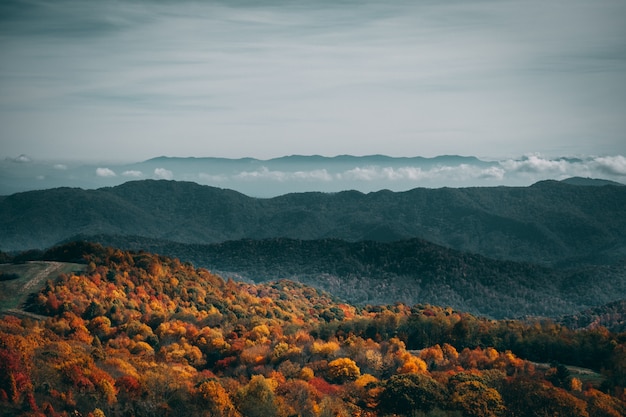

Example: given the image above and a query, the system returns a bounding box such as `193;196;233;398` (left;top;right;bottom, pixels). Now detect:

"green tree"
379;373;446;415
235;375;282;417
450;381;505;417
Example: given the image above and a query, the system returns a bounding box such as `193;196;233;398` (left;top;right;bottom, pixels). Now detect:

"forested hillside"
59;235;626;319
2;179;626;266
1;243;625;417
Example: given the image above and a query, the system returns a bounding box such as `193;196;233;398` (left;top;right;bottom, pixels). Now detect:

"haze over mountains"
2;153;625;197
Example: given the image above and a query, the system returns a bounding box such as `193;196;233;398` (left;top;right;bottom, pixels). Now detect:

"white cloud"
96;167;116;177
292;169;333;182
53;164;67;170
340;167;399;181
593;155;626;176
12;154;32;163
154;167;173;180
234;167;332;182
338;165;506;182
499;155;572;174
122;170;143;177
235;167;286;181
496;154;626;181
478;166;506;180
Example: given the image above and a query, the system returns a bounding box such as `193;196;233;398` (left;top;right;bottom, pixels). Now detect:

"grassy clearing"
0;261;85;312
533;362;606;387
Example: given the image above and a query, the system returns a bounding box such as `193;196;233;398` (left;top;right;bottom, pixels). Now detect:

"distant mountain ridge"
1;179;625;267
146;154;489;165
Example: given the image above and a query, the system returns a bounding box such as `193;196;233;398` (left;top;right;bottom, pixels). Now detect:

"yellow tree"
327;358;361;383
196;380;240;417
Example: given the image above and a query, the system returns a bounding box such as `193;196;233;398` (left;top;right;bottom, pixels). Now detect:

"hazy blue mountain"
1;179;625;267
2;154;623;197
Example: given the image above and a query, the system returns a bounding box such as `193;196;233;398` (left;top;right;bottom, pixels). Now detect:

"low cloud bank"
235;167;333;182
594;155;626;176
338;165;506;182
500;155;626;180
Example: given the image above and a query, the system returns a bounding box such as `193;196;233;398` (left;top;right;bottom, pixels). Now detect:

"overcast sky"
1;0;626;162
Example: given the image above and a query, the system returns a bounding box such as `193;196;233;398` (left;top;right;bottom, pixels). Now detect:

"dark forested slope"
1;179;625;266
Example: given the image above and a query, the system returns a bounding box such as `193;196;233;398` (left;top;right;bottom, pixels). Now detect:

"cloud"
338;165;506;182
2;0;624;161
234;167;332;182
122;170;143;177
230;163;507;186
292;169;333;182
499;155;572;174
497;154;626;181
96;167;116;177
53;164;67;170
154;168;173;180
235;167;286;181
593;155;626;176
478;166;506;180
9;154;32;163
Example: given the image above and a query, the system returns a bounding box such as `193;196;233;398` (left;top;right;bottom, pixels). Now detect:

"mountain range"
2;178;626;319
1;178;625;267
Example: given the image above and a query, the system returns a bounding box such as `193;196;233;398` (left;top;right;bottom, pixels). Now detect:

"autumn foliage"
0;244;625;416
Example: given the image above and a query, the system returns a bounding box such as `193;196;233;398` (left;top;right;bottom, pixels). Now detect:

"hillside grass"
0;261;84;311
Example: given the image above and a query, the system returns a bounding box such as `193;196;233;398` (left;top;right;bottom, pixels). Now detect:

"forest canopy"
1;243;625;417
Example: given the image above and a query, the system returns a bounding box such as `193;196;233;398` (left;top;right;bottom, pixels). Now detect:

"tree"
235;375;283;417
378;373;446;415
196;380;239;417
501;377;589;417
450;381;505;417
327;358;361;383
276;379;318;417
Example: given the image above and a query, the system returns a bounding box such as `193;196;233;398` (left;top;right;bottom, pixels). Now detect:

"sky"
1;0;626;163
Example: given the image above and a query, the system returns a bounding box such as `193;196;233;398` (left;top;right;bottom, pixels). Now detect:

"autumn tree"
378;373;447;415
196;380;240;417
276;379;319;417
450;380;505;417
327;358;361;383
501;377;589;417
235;375;283;417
